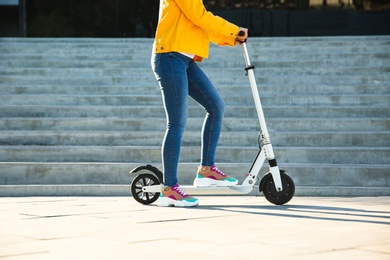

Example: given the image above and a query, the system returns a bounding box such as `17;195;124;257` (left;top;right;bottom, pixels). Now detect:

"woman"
151;0;248;207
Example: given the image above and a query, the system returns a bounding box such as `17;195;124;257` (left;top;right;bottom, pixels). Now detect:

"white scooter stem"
241;42;283;192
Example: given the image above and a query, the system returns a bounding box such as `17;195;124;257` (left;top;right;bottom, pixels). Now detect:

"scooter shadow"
194;203;390;226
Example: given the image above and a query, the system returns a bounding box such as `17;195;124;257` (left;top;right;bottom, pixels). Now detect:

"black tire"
130;173;160;205
261;171;295;205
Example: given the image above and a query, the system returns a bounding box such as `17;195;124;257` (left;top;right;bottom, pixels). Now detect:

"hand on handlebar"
236;28;248;45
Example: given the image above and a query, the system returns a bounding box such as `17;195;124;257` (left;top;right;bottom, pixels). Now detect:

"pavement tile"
0;196;389;259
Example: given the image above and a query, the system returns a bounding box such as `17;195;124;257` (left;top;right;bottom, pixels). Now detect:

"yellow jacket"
153;0;239;61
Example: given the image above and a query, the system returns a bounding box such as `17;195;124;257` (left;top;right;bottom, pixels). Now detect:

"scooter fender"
129;164;163;183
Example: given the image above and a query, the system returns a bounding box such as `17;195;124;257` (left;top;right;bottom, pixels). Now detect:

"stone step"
0;146;388;164
3;50;386;60
0;40;390;52
2;184;389;196
1;53;387;65
0;162;388;188
0;130;388;147
1;35;387;43
1;105;388;118
1;67;389;79
1;117;388;132
1;37;388;53
1;83;388;95
1;51;388;63
1;74;388;86
2;41;388;53
1;53;389;69
1;94;388;107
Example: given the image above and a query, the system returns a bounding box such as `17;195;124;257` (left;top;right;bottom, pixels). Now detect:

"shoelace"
211;166;227;176
172;185;188;197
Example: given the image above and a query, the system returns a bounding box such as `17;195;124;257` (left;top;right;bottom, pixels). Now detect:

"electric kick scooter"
130;38;295;205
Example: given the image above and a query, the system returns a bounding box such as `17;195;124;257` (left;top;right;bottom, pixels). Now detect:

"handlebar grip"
237;30;247;44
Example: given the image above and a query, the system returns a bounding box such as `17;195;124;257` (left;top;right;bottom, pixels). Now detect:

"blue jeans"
151;52;225;186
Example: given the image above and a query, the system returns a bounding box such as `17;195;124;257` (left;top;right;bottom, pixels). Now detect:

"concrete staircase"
0;36;389;196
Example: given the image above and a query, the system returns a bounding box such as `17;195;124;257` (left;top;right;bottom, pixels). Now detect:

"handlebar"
237;30;247;44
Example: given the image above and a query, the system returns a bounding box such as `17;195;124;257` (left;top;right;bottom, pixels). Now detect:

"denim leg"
152;53;190;186
187;62;225;167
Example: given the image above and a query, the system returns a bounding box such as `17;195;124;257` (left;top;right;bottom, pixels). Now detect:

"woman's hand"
236;28;248;45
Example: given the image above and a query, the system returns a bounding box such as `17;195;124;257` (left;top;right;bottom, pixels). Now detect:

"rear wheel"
130;173;160;205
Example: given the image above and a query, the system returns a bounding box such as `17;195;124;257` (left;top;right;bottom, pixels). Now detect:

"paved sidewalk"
1;196;389;259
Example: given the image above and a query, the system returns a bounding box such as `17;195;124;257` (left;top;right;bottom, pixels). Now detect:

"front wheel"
260;171;295;205
130;173;161;205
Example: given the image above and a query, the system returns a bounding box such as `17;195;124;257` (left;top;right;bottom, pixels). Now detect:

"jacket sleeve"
208;31;237;47
175;0;239;39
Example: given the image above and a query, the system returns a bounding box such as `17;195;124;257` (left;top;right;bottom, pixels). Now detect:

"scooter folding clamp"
244;65;255;76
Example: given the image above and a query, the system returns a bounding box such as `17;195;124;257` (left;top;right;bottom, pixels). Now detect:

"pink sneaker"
157;184;199;207
193;165;238;187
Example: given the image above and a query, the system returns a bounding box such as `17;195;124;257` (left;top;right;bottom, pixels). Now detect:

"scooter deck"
143;185;254;195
